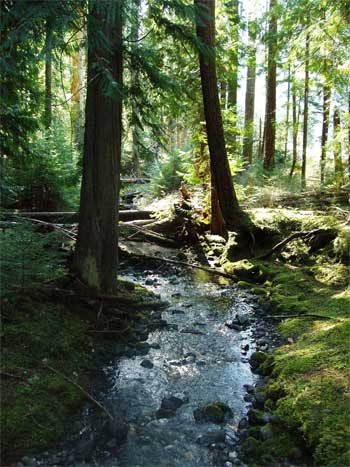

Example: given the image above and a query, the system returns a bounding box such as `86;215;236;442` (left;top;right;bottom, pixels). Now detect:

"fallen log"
7;209;154;223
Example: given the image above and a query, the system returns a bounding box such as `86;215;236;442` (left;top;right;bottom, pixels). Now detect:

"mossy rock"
193;401;233;424
237;280;252;288
249;351;268;371
251;287;268;296
259;355;275;376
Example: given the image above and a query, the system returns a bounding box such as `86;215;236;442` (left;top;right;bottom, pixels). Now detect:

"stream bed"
29;243;281;467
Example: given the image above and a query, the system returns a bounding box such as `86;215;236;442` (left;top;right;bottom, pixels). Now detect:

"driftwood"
43;362;114;420
259;228;337;259
266;314;337;321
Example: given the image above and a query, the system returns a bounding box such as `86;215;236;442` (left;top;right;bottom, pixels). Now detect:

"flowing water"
33;243;279;467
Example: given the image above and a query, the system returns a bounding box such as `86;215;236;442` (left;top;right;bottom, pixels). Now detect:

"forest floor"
1;188;349;466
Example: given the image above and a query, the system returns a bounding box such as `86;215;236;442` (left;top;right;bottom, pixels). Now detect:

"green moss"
1;297;90;462
231;207;350;466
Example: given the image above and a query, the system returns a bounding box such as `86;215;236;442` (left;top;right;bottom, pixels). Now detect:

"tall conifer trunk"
301;32;310;189
263;0;277;170
283;64;291;161
194;0;243;232
73;0;123;293
320;82;331;185
131;0;141;176
44;19;52;129
242;18;257;165
333;108;344;188
289;74;298;177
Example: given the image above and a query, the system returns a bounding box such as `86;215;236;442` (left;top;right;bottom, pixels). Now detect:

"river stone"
196;431;225;446
193;401;233;424
236;313;250;326
141;359;154;369
238;418;249;429
161;396;184;411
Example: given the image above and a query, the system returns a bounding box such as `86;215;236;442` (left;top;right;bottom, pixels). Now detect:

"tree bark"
70;29;85;151
226;0;239;110
195;0;244;232
73;0;123;293
242;18;257;165
301;32;310;189
333;107;344;188
44;19;53;129
130;0;141;176
320;82;331;185
263;0;277;170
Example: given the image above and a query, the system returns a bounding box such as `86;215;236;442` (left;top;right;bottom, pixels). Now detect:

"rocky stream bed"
18;243;286;467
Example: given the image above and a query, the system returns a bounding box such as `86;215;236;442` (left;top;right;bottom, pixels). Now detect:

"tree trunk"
73;0;123;293
283;63;291;161
131;0;141;176
289;75;298;177
258;117;263;159
301;32;310;189
263;0;277;170
44;19;52;129
195;0;244;232
70;29;85;151
227;0;239;110
333;107;344;188
348;90;350;181
242;18;257;165
320;82;331;185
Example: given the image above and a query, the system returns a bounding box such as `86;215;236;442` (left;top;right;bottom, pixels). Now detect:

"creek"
31;242;280;467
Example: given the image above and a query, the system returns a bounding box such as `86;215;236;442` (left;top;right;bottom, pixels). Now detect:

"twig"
42;362;113;420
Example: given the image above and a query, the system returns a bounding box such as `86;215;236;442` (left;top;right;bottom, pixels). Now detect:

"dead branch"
42;362;113;420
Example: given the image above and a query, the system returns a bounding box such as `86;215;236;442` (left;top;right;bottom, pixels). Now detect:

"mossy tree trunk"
73;0;123;293
194;0;244;233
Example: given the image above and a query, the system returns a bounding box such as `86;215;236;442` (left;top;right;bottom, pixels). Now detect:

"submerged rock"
193;401;233;424
140;359;154;369
196;430;225;446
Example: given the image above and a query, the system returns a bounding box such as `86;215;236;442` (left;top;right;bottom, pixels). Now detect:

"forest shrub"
0;219;66;296
149;150;187;196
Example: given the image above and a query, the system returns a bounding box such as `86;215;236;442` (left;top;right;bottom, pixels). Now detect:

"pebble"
224;462;233;467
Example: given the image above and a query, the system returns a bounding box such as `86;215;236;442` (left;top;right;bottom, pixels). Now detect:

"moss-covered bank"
222;208;350;466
